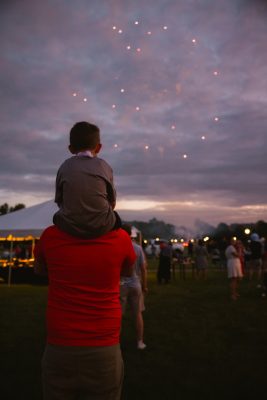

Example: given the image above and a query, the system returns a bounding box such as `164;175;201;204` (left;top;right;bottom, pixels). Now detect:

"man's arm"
140;251;148;293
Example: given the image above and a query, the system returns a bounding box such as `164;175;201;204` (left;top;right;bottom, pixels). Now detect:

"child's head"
69;121;101;153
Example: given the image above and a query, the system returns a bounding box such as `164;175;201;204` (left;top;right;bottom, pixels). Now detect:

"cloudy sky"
1;0;267;229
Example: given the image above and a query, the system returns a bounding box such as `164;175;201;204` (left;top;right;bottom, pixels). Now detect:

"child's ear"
68;145;76;154
94;143;102;154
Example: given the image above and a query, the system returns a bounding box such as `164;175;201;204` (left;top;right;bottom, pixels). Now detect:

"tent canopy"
0;200;58;238
0;200;141;240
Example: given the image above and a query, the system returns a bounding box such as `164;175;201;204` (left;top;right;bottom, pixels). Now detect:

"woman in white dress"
225;238;243;300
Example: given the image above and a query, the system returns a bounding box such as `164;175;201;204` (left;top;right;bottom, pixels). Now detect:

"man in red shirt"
34;225;136;400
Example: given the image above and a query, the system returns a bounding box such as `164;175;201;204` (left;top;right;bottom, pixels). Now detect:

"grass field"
1;261;267;400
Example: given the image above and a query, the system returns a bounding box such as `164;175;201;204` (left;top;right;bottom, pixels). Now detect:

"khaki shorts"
120;285;145;315
42;343;123;400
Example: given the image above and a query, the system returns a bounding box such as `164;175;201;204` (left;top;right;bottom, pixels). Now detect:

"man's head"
69;121;101;154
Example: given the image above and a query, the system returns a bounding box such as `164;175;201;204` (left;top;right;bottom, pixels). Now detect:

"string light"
120;88;125;93
183;154;188;159
192;38;197;43
83;98;87;102
126;45;131;50
145;145;149;150
213;71;219;76
134;21;139;25
72;92;77;97
118;29;123;34
112;26;117;30
171;125;176;130
214;117;219;122
135;106;140;111
112;104;116;109
114;144;118;148
147;31;152;35
201;136;206;140
163;26;168;30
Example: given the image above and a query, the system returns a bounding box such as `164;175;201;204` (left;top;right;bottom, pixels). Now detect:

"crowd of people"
153;233;267;301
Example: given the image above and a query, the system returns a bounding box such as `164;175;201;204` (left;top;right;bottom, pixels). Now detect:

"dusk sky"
1;0;267;230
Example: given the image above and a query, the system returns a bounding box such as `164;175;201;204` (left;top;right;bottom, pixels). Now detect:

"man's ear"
94;143;102;154
68;144;76;154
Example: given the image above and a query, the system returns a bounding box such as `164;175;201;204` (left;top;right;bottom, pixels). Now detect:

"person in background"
34;225;136;400
53;121;121;238
248;233;263;281
225;238;243;300
157;241;173;284
235;240;245;275
195;239;209;279
120;224;148;350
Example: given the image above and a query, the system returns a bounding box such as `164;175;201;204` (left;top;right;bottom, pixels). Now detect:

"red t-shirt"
35;226;136;347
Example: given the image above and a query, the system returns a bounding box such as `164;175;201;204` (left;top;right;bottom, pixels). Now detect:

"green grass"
1;263;267;400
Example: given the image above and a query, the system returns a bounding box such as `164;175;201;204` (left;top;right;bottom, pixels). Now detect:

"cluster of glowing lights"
70;22;223;160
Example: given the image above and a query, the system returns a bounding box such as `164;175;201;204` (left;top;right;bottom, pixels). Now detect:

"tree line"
0;203;25;216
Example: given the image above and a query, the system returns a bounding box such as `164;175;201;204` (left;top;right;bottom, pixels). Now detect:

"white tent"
0;199;141;239
0;200;58;238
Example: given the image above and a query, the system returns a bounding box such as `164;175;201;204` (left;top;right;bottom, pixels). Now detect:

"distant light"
233;236;237;241
72;92;77;97
126;45;131;50
112;104;116;109
163;26;168;30
120;88;125;93
143;239;148;244
155;237;160;241
244;228;251;235
147;31;152;35
136;48;141;52
203;236;209;242
214;117;219;122
83;98;87;102
145;145;149;150
183;154;188;159
134;21;139;25
201;135;206;140
114;144;118;148
136;106;140;111
171;125;176;130
112;26;117;30
192;38;197;43
118;29;123;34
213;71;219;76
180;238;184;243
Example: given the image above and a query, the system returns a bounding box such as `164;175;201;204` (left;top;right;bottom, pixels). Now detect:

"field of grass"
1;261;267;400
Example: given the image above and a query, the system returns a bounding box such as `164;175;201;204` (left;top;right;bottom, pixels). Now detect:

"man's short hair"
70;121;100;151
